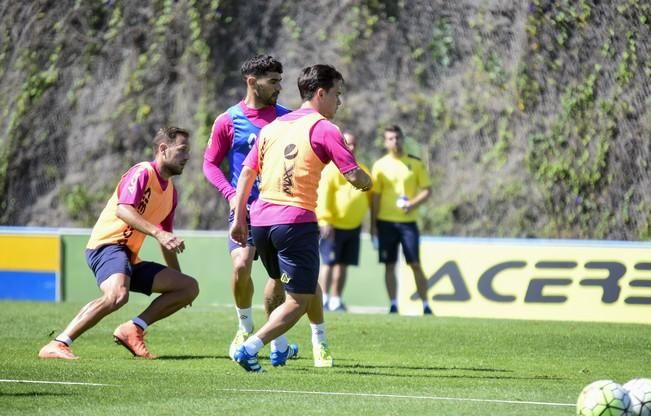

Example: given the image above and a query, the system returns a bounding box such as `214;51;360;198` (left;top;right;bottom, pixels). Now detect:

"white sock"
329;296;341;310
236;307;254;333
132;317;148;331
422;301;429;310
270;335;288;352
322;294;329;307
390;299;398;307
55;334;73;346
311;323;327;346
243;335;264;355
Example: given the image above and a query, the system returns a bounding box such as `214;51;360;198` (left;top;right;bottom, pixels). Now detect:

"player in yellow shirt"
370;125;432;314
316;131;371;311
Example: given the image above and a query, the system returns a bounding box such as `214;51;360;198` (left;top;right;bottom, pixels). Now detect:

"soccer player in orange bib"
229;64;372;372
39;127;199;360
203;56;300;365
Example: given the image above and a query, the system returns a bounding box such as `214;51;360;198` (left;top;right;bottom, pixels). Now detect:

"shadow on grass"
285;360;564;381
155;354;226;360
337;362;513;372
0;391;70;397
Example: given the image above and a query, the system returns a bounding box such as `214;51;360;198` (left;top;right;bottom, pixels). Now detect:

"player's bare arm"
161;247;182;272
403;187;432;213
116;204;185;253
343;167;372;192
229;166;257;247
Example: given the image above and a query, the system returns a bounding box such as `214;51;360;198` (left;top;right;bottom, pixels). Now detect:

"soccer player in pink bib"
39;127;199;360
229;64;372;372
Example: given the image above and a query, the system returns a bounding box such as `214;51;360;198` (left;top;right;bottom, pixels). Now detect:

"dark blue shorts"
228;209;255;252
377;220;420;264
85;244;165;295
319;226;361;266
251;222;320;294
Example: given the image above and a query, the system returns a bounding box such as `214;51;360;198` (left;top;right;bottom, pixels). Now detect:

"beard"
255;84;278;106
166;163;185;176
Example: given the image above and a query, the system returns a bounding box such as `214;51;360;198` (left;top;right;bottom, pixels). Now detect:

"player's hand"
370;227;379;250
320;224;334;240
156;230;185;253
229;220;248;247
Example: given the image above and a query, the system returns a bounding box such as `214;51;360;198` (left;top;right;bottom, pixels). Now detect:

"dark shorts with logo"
319;226;361;266
251;222;320;294
377;220;420;264
85;244;165;295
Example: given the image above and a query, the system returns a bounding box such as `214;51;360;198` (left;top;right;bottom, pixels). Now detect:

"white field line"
0;379;112;387
216;388;575;408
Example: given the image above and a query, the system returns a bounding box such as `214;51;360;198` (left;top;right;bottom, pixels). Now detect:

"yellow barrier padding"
0;235;61;271
398;240;651;324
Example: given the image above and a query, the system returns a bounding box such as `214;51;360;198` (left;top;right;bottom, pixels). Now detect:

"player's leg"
400;222;432;315
305;284;333;367
231;245;256;326
318;265;333;309
39;244;133;360
227;245;257;358
136;264;199;324
233;223;319;372
329;264;348;311
39;273;130;360
377;221;400;313
318;235;335;309
385;263;398;313
113;262;199;358
262;277;299;365
227;210;257;356
408;261;432;315
329;227;361;312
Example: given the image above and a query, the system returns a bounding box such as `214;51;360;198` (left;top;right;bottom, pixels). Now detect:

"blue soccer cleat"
233;345;264;372
270;343;299;367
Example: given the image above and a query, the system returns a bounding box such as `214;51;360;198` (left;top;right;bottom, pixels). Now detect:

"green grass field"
1;301;648;415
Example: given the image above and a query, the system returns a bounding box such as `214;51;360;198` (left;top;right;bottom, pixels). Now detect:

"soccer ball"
576;379;631;416
623;378;651;416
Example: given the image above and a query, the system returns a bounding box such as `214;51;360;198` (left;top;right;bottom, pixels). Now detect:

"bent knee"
184;276;200;301
103;290;129;310
232;260;250;277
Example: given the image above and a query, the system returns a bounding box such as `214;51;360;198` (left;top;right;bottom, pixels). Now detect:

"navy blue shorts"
377;220;421;264
85;244;166;295
228;209;255;252
319;226;361;266
251;222;320;294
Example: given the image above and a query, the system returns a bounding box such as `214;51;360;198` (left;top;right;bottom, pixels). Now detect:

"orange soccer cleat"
113;322;157;359
38;340;79;360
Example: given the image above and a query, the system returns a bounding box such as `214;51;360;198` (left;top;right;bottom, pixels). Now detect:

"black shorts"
319;226;361;266
85;244;165;295
251;222;320;294
377;220;420;264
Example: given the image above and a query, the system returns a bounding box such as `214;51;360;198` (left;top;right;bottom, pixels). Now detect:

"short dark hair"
384;125;403;138
297;64;344;101
153;126;189;153
240;55;283;78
